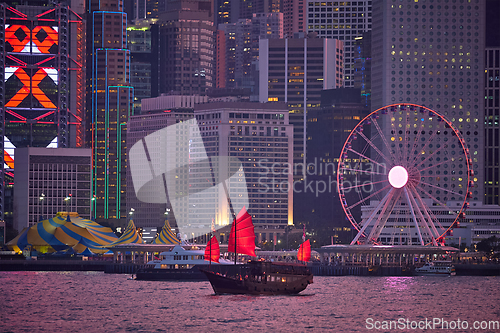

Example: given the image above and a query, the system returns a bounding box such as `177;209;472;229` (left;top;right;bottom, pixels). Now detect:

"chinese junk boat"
201;207;314;295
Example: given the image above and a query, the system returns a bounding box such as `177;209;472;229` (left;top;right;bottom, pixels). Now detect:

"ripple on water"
0;273;499;332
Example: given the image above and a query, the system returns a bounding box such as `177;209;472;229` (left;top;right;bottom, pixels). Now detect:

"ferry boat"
135;244;232;281
414;261;456;276
201;207;314;295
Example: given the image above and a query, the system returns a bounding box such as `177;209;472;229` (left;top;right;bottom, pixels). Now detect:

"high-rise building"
305;0;372;88
192;102;294;243
217;13;283;92
371;0;485;202
124;0;167;22
151;0;215;97
282;0;305;36
484;0;500;206
0;2;85;229
259;35;343;178
126;94;206;236
295;88;369;244
127;19;154;113
239;0;281;20
353;31;371;108
86;0;135;229
13;147;92;231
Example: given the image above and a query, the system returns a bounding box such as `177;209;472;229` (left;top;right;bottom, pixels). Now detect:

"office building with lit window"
86;0;134;229
217;12;283;92
192;102;293;244
150;0;215;97
259;35;343;178
371;0;485;202
0;2;85;230
13;147;91;231
305;0;372;89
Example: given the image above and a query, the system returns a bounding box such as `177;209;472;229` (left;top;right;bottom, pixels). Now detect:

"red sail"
228;207;256;257
297;239;311;262
204;235;220;263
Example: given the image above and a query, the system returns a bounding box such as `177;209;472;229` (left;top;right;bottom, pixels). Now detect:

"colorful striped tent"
6;212;119;254
104;220;143;246
153;220;180;244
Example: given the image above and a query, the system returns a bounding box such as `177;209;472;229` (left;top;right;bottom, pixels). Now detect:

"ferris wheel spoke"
351;188;394;245
346;184;392;210
418;159;450;173
403;187;425;246
347;148;388;171
415;144;446;169
366;189;401;243
419;180;464;197
402;110;410;163
410;124;443;165
409;186;443;241
340;166;388;177
409;120;426;161
356;130;394;165
415;185;450;208
341;178;388;191
371;117;397;163
406;186;438;245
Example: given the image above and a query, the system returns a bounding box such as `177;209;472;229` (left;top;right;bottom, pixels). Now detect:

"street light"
64;196;71;212
90;195;96;220
129;207;135;220
39;193;45;220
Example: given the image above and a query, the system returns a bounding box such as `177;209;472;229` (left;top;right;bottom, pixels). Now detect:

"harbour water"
1;271;499;332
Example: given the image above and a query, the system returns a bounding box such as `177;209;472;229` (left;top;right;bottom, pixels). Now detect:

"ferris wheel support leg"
406;186;437;246
404;187;425;246
410;186;441;245
350;189;393;245
366;190;400;243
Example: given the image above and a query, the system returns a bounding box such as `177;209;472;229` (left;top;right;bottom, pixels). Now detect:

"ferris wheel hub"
388;165;408;188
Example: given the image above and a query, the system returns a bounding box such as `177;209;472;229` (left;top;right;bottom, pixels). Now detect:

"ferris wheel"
337;104;473;246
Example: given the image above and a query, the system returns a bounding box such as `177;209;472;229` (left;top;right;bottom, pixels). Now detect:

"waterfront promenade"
0;259;499;276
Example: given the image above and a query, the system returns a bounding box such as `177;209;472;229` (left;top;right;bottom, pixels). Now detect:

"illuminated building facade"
259;35;343;178
305;0;372;89
13;147;91;231
86;0;134;228
127;19;154;113
371;0;485;202
151;0;215;97
217;13;283;92
0;2;85;228
192;102;293;243
484;0;500;206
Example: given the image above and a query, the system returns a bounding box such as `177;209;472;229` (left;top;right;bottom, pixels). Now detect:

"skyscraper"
86;0;134;228
259;35;343;178
0;1;85;228
371;0;485;202
484;0;500;206
217;12;283;92
305;0;372;88
151;0;215;97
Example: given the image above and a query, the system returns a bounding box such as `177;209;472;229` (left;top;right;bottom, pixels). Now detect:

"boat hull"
135;266;206;281
201;262;313;295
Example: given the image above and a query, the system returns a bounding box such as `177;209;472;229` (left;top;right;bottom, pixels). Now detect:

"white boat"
135;244;232;280
414;261;456;276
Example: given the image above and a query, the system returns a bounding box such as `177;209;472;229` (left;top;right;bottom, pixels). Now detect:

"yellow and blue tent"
6;212;119;254
153;219;180;244
104;220;143;246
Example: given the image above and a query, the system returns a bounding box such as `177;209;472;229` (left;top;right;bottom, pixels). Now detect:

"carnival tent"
6;212;119;254
152;219;180;245
104;220;143;246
